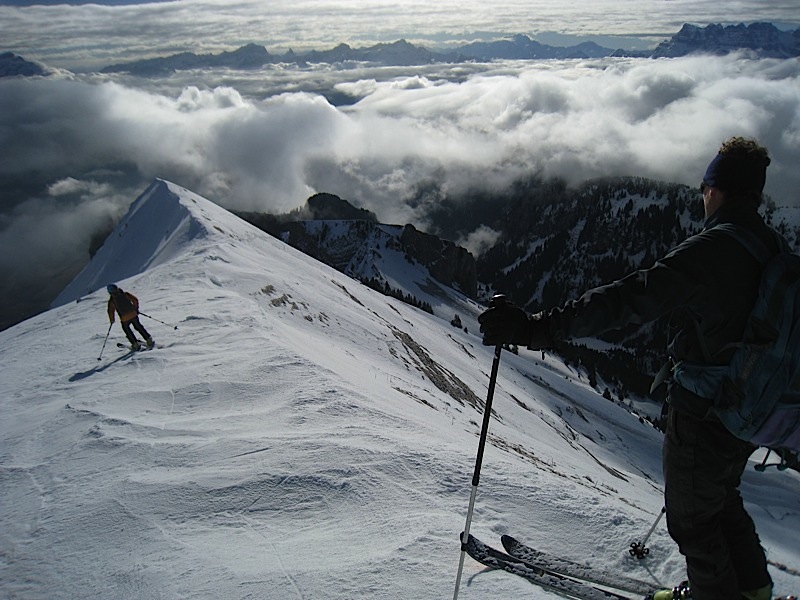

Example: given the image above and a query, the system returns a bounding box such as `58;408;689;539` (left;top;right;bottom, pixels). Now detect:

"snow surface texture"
2;179;798;599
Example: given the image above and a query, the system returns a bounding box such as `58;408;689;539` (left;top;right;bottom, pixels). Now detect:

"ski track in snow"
1;179;798;599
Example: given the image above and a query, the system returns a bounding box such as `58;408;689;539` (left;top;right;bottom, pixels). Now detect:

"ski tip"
500;534;518;551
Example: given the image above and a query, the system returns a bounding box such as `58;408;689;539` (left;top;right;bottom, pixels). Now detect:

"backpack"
672;223;800;452
112;290;136;318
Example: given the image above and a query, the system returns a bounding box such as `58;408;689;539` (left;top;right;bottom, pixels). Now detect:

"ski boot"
145;336;155;349
131;340;141;351
742;583;774;600
648;581;691;600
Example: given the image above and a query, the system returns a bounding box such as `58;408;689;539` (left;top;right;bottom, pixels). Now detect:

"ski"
115;343;138;354
502;534;654;595
117;342;156;351
464;534;642;600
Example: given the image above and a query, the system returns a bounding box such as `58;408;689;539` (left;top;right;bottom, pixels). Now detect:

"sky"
2;179;798;598
1;0;800;329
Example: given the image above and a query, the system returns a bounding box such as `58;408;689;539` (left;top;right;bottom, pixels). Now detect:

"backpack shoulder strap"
711;222;775;266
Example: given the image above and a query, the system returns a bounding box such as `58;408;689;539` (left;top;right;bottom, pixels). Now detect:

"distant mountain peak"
0;51;46;77
652;22;800;58
303;193;378;221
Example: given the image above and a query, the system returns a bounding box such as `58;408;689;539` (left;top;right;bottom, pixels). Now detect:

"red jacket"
107;291;139;323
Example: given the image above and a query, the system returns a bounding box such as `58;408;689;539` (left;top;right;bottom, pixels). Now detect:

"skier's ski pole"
754;448;790;471
629;506;666;559
453;294;506;600
755;449;774;472
138;312;178;330
97;322;113;361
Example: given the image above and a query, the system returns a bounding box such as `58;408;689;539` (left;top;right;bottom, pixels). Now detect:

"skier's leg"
131;317;152;342
121;320;138;345
662;405;771;600
721;474;772;597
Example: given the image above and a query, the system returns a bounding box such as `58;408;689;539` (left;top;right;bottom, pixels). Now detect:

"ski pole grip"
488;294;508;351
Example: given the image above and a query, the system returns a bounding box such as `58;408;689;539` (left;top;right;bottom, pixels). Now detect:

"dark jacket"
541;201;782;416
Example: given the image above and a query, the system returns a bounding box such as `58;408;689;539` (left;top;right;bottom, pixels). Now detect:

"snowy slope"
2;179;798;599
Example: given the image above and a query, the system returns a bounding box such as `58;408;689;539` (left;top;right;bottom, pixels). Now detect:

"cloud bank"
1;53;799;328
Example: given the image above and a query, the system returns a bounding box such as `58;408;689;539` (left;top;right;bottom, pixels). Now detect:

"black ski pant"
663;404;772;600
120;316;151;345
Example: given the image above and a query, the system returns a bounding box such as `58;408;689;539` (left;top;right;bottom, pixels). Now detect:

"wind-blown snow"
2;179;798;599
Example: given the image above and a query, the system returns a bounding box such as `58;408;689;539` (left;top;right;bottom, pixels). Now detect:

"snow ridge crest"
51;179;230;306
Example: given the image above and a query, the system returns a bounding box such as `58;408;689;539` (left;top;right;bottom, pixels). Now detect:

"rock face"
651;23;800;58
238;193;477;300
0;52;45;77
398;224;476;297
302;193;378;222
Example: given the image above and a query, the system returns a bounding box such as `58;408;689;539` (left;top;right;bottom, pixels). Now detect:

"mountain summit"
652;22;800;58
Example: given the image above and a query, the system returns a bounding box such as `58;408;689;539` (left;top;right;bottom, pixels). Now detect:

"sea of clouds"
1;9;799;328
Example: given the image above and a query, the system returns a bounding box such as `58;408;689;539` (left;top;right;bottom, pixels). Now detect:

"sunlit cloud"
1;51;799;328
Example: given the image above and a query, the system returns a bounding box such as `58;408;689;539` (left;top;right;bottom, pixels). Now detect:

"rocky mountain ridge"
4;22;797;79
5;23;796;78
236;194;478;309
0;51;45;77
89;23;799;75
652;22;800;58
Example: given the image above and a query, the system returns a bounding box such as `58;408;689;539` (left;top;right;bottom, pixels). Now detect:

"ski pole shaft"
642;506;666;544
138;311;178;330
469;344;503;490
454;343;502;600
453;294;507;600
97;322;113;361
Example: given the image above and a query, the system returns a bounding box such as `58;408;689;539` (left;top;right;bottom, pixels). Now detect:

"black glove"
479;302;554;348
479;301;530;346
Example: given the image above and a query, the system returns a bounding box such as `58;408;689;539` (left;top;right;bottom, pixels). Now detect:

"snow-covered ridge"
53;179;229;306
3;179;798;599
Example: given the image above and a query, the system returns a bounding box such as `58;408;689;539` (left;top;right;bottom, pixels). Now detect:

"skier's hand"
479;302;530;346
479;303;554;349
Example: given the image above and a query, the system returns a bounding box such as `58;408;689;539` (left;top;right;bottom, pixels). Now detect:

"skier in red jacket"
106;284;154;350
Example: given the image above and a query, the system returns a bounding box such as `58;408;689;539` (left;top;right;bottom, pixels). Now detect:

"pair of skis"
464;533;656;599
117;341;155;352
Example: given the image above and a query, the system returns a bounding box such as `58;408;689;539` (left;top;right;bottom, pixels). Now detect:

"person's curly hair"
718;136;771;166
